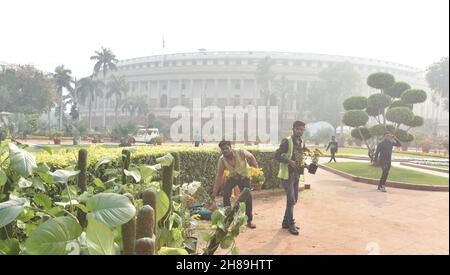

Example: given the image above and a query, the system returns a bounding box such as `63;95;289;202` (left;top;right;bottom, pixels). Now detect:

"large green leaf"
0;169;6;187
139;165;159;181
31;177;46;191
52;170;80;184
33;193;52;210
25;216;82;255
0;198;27;228
28;145;53;155
0;238;20;255
86;193;136;228
156;190;170;222
17;177;32;189
158;247;188;255
8;143;37;178
94;156;113;171
86;218;115;255
123;169;141;183
156;153;174;167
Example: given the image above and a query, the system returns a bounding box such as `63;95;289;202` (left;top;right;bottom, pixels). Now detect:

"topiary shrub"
343;96;368;111
401;89;427;104
367;72;395;90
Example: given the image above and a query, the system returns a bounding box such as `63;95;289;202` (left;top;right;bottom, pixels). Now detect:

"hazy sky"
1;0;448;78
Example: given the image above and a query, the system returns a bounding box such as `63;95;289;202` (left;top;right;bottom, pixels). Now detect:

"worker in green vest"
210;140;259;229
275;120;308;235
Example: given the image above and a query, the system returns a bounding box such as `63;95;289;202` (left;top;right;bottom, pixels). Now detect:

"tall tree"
54;65;73;131
77;77;104;129
121;96;148;118
106;75;129;122
0;65;55;115
426;57;449;133
90;47;118;128
256;56;276;107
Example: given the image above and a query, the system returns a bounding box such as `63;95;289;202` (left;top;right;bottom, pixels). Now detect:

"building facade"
79;51;448;136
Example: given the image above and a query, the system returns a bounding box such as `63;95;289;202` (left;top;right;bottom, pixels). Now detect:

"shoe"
377;185;382;190
288;225;299;235
379;186;387;192
282;223;300;229
247;222;256;229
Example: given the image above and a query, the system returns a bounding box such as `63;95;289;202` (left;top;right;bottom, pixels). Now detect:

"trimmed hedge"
33;145;284;193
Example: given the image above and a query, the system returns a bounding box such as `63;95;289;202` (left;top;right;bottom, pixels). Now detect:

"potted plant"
50;130;63;144
154;135;163;145
248;167;265;191
307;149;323;174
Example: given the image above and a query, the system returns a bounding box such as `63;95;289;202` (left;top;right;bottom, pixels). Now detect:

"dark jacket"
374;138;401;165
326;141;338;153
275;135;303;175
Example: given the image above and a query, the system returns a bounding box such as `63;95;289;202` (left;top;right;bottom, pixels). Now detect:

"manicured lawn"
310;146;448;160
325;162;449;186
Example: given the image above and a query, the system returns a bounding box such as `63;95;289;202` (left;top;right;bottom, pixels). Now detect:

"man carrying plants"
210;140;258;229
275;121;309;235
374;131;401;192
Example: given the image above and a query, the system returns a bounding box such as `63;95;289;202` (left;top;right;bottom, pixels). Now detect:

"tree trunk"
88;98;93;130
59;88;63;131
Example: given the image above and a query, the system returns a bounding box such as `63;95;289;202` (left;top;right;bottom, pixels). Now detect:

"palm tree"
54;65;73;131
106;75;129;122
256;56;276;107
90;47;119;128
121;96;149;118
77;77;104;129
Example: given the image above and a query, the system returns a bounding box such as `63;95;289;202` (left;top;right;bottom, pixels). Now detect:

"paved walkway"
224;168;449;255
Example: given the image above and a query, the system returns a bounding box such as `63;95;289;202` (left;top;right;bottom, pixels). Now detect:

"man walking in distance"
193;130;202;147
374;132;401;192
210;140;258;229
275;121;307;235
326;136;339;163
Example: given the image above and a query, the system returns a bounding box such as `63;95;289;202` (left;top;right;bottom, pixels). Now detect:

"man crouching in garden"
275;121;307;235
210;140;258;229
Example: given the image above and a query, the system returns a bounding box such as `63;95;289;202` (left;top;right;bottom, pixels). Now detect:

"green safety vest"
221;149;249;178
277;136;303;180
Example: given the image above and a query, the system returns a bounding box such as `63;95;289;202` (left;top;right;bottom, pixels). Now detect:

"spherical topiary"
351;127;371;141
384;82;411;98
369;124;395;137
386;124;396;134
394;129;414;143
403;115;424;128
368;93;392;109
366;106;383;117
342;110;369;128
389;100;413;110
386;107;414;125
343;96;368;111
367;72;395;90
401;89;427;104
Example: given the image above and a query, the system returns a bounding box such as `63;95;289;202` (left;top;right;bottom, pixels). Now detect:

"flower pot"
308;164;318;174
422;148;430;153
251;181;263;191
53;138;61;145
401;146;408;151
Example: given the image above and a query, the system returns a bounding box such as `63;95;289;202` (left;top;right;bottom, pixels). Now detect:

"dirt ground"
219;168;449;255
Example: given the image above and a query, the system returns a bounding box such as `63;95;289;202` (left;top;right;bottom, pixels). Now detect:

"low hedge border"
319;164;449;192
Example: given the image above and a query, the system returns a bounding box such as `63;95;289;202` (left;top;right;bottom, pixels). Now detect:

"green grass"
311;146;448;160
325;162;449;186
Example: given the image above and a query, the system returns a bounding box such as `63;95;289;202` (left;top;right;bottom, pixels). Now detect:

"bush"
401;89;427;104
369;124;395;138
403;115;424;128
342;110;369;128
32;145;283;192
367;93;392;110
111;121;137;141
386;107;414;125
389;100;413;110
367;72;395;90
343;96;368;111
365;106;383;117
351;127;371;141
384;82;411;98
394;129;414;143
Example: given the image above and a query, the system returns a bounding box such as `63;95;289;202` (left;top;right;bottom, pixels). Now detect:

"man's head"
218;140;233;158
384;131;394;141
292;121;306;138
